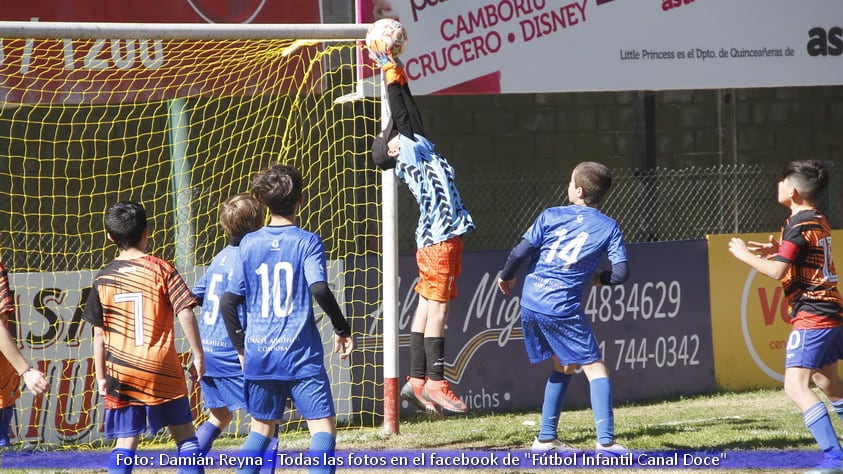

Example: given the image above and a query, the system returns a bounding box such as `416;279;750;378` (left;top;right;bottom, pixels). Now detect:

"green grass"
218;387;817;452
3;387;833;473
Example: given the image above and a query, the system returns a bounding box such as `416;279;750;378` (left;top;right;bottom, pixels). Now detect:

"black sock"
424;337;445;381
410;332;426;379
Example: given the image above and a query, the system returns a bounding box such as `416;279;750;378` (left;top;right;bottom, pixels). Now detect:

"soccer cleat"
531;437;578;453
595;441;629;453
422;379;468;414
400;377;442;417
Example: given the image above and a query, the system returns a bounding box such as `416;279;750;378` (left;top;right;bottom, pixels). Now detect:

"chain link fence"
396;161;843;254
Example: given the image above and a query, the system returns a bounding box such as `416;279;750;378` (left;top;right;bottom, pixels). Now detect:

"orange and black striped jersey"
82;255;197;408
774;209;843;329
0;264;19;409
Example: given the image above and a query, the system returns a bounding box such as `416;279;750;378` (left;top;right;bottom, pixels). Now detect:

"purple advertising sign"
374;239;715;414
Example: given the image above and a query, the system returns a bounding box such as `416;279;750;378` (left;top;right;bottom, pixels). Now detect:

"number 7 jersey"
82;255;198;407
521;205;627;316
227;225;329;381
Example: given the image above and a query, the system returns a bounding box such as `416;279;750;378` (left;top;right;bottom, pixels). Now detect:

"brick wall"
412;86;843;175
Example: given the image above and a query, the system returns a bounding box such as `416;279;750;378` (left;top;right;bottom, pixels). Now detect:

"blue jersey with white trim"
395;134;475;248
193;245;243;378
520;205;627;316
227;225;327;381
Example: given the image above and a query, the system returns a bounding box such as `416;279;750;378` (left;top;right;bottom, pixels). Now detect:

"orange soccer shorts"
415;237;463;302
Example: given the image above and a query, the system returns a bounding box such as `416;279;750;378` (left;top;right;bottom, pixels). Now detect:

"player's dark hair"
573;161;613;205
251;163;303;217
105;201;147;250
220;193;265;246
781;160;827;201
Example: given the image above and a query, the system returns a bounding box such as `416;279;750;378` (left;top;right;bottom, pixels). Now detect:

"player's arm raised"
729;237;790;280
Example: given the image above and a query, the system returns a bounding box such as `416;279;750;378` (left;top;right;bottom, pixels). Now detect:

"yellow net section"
0;35;382;446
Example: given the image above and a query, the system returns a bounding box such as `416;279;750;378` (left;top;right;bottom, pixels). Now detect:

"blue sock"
176;436;203;474
538;371;572;442
590;377;615;445
238;431;273;474
259;426;279;474
196;422;222;455
109;448;135;474
830;398;843;420
0;406;13;446
804;401;843;465
309;431;336;474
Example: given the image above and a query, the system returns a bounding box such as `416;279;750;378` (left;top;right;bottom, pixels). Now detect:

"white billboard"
367;0;843;94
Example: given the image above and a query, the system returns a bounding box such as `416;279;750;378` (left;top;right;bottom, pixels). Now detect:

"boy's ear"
106;232;114;243
371;118;397;170
371;135;397;170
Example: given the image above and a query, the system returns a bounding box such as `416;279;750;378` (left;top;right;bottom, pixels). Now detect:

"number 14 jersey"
520;205;627;317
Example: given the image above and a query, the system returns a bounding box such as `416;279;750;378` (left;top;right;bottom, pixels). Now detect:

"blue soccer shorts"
104;397;193;439
521;307;601;365
785;326;843;369
245;370;335;422
200;374;247;411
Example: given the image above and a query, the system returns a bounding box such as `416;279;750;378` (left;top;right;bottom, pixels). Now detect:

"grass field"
3;387;836;473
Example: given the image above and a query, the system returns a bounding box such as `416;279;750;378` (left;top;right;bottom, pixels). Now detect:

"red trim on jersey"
792;310;843;329
778;240;800;262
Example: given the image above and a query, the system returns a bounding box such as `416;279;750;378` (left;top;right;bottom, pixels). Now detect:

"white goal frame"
0;20;401;436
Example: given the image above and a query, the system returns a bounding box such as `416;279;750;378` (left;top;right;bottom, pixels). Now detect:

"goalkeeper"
370;51;475;415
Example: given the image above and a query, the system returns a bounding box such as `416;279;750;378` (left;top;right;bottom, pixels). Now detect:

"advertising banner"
359;0;843;95
10;240;715;443
0;0;323;104
7;264;349;445
708;231;843;390
390;240;715;414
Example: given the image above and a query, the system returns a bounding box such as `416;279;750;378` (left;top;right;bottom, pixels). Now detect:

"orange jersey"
0;264;19;409
774;209;843;329
82;255;197;408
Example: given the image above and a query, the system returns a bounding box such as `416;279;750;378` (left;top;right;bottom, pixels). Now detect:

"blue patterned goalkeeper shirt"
395;133;475;248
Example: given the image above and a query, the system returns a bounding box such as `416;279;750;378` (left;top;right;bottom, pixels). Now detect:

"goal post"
0;20;402;445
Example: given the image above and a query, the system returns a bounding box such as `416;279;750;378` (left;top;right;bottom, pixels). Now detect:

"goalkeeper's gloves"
370;51;394;67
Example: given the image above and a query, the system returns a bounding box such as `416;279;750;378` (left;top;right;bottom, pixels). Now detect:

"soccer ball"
366;18;408;59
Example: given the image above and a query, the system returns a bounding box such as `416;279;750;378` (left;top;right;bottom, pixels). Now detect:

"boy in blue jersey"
192;194;265;454
370;56;475;414
498;161;629;452
220;164;354;474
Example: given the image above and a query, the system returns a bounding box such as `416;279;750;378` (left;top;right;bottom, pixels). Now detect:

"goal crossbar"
0;19;405;443
0;21;368;40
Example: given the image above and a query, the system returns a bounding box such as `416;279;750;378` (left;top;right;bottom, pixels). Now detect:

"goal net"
0;22;383;447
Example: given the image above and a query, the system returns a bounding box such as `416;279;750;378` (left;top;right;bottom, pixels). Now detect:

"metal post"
168;98;194;276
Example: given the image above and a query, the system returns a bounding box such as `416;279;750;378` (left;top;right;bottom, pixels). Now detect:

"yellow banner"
708;230;843;390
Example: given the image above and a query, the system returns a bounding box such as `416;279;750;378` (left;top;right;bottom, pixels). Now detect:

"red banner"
0;0;323;104
0;0;319;24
